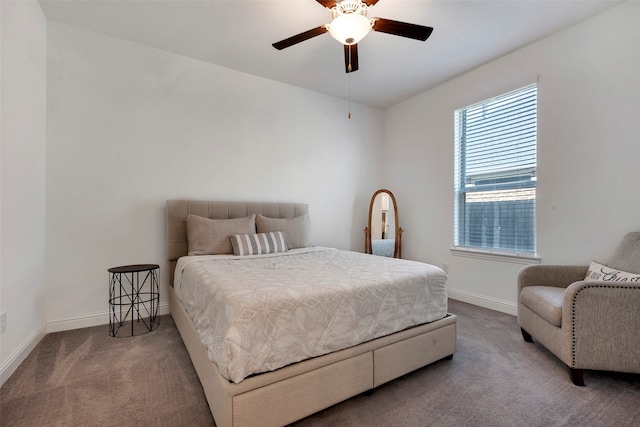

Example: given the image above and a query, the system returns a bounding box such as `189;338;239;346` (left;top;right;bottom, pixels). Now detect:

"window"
454;83;537;255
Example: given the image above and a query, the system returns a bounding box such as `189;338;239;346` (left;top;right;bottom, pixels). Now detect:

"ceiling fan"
272;0;433;73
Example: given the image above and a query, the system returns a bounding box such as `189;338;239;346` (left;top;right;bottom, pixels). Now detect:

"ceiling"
39;0;623;109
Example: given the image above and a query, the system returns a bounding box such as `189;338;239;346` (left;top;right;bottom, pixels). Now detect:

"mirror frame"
364;189;403;258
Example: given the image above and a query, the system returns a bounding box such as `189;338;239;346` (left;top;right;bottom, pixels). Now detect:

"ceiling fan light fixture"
328;13;371;45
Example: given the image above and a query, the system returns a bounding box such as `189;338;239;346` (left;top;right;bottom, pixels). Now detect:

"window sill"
450;246;541;265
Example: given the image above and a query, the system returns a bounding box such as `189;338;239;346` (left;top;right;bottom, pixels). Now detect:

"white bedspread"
174;247;448;383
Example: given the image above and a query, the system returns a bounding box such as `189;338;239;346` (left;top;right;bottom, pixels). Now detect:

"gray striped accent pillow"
230;231;288;256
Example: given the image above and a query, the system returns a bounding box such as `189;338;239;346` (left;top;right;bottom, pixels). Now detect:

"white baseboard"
47;302;171;333
448;287;518;316
0;321;47;387
1;303;171;386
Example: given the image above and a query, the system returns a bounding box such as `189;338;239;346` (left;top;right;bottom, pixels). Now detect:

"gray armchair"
517;232;640;386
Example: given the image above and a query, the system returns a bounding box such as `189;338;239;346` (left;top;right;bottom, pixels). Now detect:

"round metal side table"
108;264;159;337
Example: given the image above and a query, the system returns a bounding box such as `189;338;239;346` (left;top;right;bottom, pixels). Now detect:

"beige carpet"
1;300;639;426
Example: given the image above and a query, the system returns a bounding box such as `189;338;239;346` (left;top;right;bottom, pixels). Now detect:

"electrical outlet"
1;312;6;335
442;263;449;274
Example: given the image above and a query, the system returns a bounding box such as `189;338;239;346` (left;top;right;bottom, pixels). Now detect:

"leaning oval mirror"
364;189;403;258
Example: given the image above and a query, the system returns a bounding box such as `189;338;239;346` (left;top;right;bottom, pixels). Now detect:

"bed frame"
167;200;457;427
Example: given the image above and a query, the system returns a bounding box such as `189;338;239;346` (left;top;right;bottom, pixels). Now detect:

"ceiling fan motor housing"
331;0;369;18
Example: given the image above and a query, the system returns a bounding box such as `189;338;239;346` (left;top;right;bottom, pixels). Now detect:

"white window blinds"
454;83;537;254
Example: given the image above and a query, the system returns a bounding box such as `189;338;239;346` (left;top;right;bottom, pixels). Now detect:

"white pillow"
584;261;640;283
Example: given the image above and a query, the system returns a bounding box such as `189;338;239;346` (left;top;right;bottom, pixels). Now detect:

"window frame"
452;80;540;261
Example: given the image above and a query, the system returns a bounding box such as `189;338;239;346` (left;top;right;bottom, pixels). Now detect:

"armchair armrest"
518;264;588;295
562;280;640;372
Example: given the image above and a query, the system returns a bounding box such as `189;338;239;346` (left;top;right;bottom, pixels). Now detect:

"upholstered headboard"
166;200;309;285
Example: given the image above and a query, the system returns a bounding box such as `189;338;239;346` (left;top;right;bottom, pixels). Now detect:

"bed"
167;200;457;427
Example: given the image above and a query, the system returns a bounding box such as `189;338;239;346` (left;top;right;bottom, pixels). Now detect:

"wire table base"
108;264;159;337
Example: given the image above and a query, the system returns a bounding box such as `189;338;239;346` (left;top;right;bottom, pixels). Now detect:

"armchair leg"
521;328;534;343
567;367;585;386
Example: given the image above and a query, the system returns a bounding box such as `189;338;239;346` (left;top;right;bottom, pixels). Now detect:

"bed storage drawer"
373;322;457;387
233;352;373;427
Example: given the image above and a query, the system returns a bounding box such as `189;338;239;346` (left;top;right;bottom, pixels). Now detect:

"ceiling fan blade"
372;18;433;41
344;44;359;73
315;0;337;9
272;26;328;50
362;0;380;6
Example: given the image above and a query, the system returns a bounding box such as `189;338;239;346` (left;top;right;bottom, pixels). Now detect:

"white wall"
45;22;385;330
0;0;48;383
384;2;640;314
